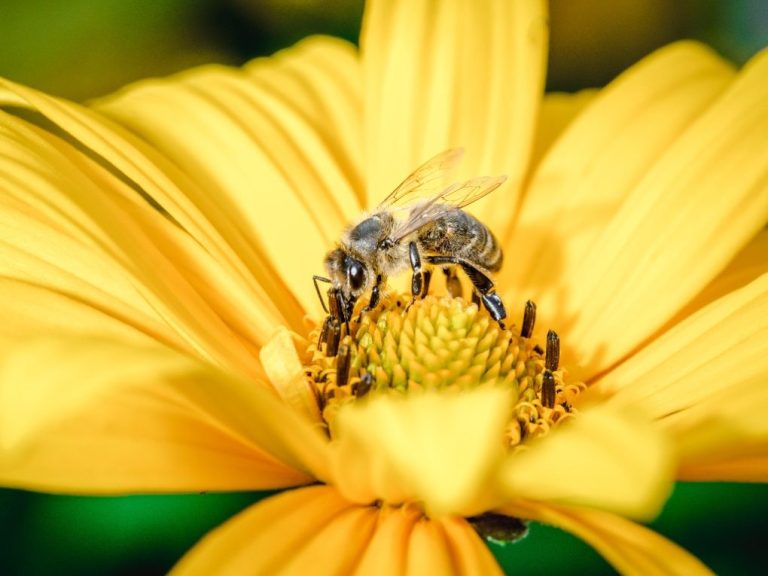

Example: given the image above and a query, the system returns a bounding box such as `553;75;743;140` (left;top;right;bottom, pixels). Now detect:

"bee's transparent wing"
377;148;465;209
391;175;506;243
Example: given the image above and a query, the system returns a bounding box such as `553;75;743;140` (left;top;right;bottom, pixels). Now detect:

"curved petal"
361;0;548;234
500;405;674;521
592;274;768;481
506;501;713;576
353;505;422;575
555;46;768;375
171;486;376;575
96;37;363;317
331;387;513;517
439;516;505;576
528;89;598;172
500;42;736;366
0;98;283;378
0;336;330;493
668;227;768;326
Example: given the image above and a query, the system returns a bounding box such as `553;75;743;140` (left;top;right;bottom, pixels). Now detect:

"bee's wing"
377;148;465;209
390;175;507;243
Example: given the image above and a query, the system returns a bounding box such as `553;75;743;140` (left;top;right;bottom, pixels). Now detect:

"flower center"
305;294;585;448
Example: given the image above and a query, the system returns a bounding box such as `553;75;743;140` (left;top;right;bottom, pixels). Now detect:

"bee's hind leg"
426;256;507;330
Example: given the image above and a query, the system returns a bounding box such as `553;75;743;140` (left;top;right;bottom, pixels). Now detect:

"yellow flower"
0;1;767;575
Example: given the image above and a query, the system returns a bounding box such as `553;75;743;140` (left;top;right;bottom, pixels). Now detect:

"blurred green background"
1;0;767;574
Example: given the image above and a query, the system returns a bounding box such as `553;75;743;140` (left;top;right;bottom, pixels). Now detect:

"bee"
314;148;508;356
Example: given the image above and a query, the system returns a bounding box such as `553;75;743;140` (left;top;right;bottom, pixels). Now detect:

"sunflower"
1;0;767;574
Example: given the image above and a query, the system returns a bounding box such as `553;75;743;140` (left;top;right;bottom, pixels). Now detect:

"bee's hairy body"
330;204;502;301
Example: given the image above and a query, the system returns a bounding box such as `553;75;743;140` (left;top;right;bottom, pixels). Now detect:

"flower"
1;0;767;574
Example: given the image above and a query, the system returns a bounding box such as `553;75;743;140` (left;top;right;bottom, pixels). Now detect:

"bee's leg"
421;269;433;298
407;242;425;310
443;267;463;298
426;256;507;329
356;275;383;323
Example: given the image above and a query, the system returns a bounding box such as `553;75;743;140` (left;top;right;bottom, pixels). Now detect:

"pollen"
305;294;585;448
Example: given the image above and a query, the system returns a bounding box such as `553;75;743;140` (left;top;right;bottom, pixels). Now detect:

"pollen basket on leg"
305;294;585;447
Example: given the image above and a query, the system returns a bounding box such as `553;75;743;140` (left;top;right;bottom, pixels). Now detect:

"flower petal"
506;501;713;576
0;97;285;377
500;405;674;520
439;516;505;575
332;387;513;516
361;0;548;234
353;505;422;575
96;37;363;317
171;486;376;576
260;327;323;427
554;46;768;374
592;273;768;481
670;227;768;325
0;336;329;493
528;89;598;172
500;42;738;372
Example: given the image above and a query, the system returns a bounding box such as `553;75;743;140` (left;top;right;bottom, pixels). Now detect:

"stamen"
521;300;536;338
336;343;351;388
354;371;373;398
545;329;560;372
541;370;556;409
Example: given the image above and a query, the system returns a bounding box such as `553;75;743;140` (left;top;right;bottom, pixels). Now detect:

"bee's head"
325;248;369;301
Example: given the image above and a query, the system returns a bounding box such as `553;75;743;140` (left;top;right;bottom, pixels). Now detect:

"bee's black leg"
356;275;383;324
406;242;426;311
421;269;433;298
443;267;463;298
426;255;507;329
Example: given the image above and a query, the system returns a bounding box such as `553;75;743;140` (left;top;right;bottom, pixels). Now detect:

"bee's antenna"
313;275;332;314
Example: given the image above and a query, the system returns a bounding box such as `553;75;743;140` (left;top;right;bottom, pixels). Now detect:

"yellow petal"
593;273;768;481
439;516;505;576
353;505;422;576
332;387;513;516
507;501;713;576
260;327;323;427
593;273;768;414
501;405;674;521
528;89;598;172
670;227;768;326
96;37;363;317
557;46;768;374
0;100;281;378
243;36;365;207
361;0;547;234
501;42;736;370
405;519;455;575
660;380;768;482
0;336;330;493
171;486;371;575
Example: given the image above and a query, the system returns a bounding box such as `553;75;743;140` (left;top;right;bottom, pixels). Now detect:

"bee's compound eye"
348;261;366;291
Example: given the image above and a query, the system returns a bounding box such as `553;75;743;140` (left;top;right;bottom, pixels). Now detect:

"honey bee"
314;148;508;356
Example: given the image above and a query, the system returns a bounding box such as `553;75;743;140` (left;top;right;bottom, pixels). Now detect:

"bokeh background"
1;0;767;574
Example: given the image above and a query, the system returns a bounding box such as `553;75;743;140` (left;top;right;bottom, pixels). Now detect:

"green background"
1;0;767;574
